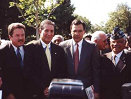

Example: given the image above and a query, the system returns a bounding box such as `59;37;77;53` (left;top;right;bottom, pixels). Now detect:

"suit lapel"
116;51;126;72
37;40;51;71
66;40;74;60
106;52;112;61
106;51;127;72
8;43;21;68
78;40;89;73
50;43;57;71
65;40;75;73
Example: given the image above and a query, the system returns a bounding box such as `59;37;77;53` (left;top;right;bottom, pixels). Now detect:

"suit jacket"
100;50;131;99
0;42;29;99
60;39;100;93
26;40;67;98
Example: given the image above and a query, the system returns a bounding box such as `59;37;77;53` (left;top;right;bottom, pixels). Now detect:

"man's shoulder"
102;52;112;60
123;49;131;58
83;40;96;46
26;40;40;48
59;39;72;47
51;43;65;52
0;41;11;50
26;40;39;45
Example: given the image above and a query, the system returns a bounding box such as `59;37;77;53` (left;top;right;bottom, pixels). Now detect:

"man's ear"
94;39;98;43
9;35;11;40
39;29;41;35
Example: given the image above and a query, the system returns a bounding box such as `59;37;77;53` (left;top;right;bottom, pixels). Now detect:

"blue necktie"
17;47;23;67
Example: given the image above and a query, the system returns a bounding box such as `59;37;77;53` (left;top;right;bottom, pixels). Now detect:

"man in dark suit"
0;23;29;99
60;19;100;99
100;27;131;99
26;19;67;99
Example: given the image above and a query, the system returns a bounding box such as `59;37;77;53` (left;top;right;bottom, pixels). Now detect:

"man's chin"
18;43;24;46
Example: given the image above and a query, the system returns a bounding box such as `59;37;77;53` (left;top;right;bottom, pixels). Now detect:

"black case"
48;79;85;99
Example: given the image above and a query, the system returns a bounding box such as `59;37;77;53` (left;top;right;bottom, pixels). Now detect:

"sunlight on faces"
40;24;54;44
71;24;85;43
9;28;25;47
110;38;126;54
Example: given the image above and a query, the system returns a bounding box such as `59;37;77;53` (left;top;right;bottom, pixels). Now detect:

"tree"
105;3;131;34
75;15;92;33
91;23;106;33
48;0;76;39
9;0;65;39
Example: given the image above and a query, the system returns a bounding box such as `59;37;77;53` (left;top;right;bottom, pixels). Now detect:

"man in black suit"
0;23;28;99
100;27;131;99
26;19;67;99
60;19;100;99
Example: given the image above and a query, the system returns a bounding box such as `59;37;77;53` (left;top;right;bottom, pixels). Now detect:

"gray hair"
52;35;64;42
91;31;106;42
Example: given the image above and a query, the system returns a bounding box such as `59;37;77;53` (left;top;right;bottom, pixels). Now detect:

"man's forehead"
110;38;125;42
72;24;84;29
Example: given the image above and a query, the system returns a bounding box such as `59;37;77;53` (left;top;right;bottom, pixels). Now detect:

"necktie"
112;55;117;65
16;47;23;67
74;44;79;73
45;45;51;70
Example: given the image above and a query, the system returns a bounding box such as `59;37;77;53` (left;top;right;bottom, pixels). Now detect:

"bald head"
91;31;107;50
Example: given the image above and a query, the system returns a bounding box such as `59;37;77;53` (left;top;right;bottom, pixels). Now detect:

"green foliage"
9;0;63;28
48;0;76;39
9;0;68;40
105;3;131;33
91;23;106;33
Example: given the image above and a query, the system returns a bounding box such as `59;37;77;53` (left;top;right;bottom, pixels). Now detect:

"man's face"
97;35;107;50
54;37;62;45
40;24;54;44
9;28;25;47
110;38;126;54
71;24;85;43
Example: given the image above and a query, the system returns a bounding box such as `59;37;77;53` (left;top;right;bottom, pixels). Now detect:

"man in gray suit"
60;19;100;99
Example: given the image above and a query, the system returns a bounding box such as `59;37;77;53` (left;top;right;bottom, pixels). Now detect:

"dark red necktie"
74;44;79;73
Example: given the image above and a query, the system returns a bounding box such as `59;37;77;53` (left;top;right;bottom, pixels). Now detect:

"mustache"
18;39;24;42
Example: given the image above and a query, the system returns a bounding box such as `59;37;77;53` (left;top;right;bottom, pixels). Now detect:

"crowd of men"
0;19;131;99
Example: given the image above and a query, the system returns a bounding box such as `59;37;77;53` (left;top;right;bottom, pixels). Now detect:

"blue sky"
71;0;131;25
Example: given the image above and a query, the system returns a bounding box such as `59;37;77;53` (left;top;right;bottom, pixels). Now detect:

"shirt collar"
112;50;123;58
11;42;23;52
40;39;51;49
72;39;83;47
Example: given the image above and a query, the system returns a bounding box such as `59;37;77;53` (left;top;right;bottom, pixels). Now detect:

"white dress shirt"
11;43;24;61
40;39;51;49
72;39;83;60
112;50;123;66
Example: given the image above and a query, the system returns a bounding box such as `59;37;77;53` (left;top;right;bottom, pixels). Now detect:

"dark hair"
39;19;55;30
8;23;25;36
70;19;86;31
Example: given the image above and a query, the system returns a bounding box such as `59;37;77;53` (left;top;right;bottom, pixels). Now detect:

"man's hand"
94;93;100;99
44;87;49;97
6;93;16;99
0;77;2;87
